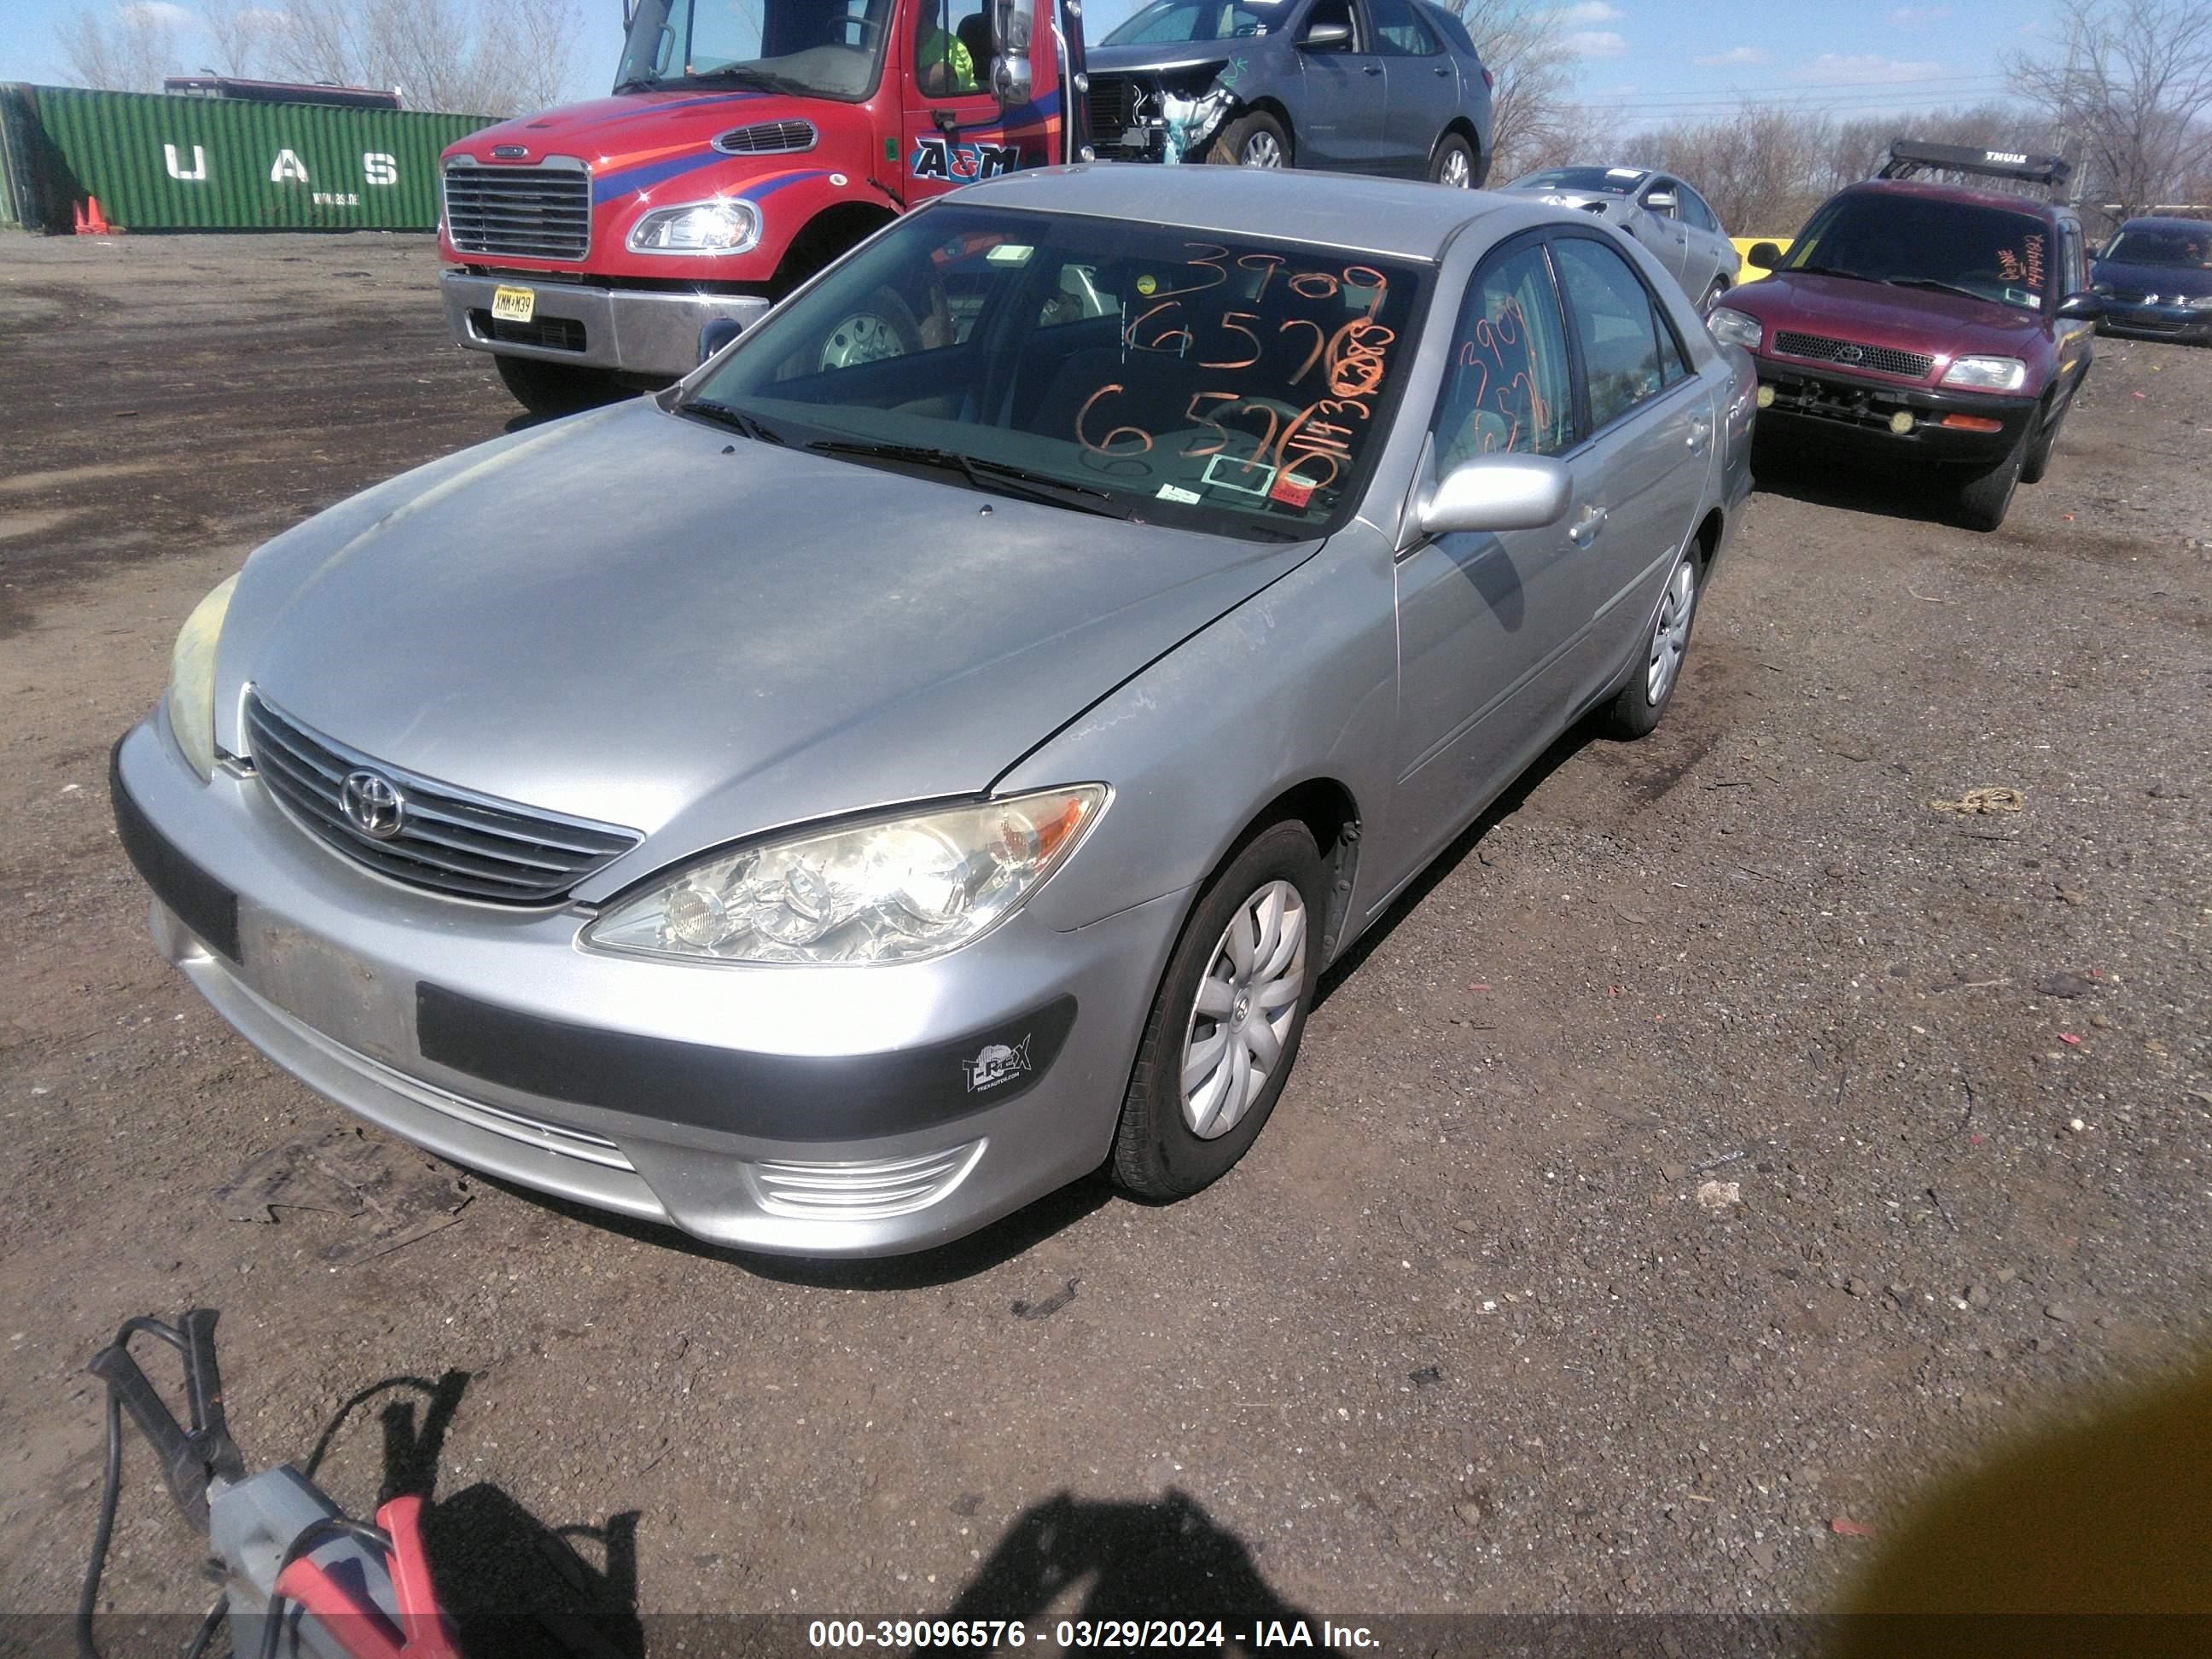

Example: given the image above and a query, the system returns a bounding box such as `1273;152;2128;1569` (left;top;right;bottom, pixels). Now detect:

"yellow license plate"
490;285;536;323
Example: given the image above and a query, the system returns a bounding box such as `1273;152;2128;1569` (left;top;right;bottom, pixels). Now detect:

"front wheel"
492;353;624;417
2019;404;2063;485
1209;112;1291;169
1604;543;1700;739
1109;821;1324;1202
1429;135;1477;189
1700;278;1729;316
1955;426;2029;531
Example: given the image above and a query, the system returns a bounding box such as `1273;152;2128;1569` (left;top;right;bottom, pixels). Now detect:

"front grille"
243;690;642;905
358;1051;636;1172
443;161;591;261
1773;330;1934;381
1087;78;1134;137
470;308;586;353
713;119;816;155
748;1142;986;1220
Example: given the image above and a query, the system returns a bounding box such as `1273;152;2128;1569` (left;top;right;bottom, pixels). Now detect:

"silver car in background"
1505;165;1743;311
114;166;1753;1257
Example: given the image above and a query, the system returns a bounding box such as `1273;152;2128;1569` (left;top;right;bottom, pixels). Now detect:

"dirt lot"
1;231;2209;1642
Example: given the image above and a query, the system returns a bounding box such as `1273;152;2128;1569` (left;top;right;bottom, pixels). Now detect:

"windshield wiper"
683;399;786;445
807;439;1138;521
1885;277;1988;302
612;77;655;94
684;66;816;96
1790;264;1876;282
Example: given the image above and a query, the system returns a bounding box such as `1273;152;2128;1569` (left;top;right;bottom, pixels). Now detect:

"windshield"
615;0;894;101
685;204;1428;540
1783;192;2056;311
2103;226;2211;269
1511;166;1645;196
1102;0;1279;45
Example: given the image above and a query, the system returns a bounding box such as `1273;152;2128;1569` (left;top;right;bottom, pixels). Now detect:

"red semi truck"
439;0;1090;413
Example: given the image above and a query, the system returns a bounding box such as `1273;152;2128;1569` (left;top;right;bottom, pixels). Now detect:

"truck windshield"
2102;226;2210;268
1784;193;2057;311
616;0;896;102
1102;0;1278;45
684;203;1427;541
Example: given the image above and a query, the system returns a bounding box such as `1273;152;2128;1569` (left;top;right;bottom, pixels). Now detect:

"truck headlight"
627;198;761;255
165;573;239;780
585;786;1107;965
1705;306;1763;350
1940;355;2028;393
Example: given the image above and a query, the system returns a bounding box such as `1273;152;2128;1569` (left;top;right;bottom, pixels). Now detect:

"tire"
1109;821;1325;1202
492;353;624;417
818;287;923;370
1604;540;1701;740
1955;425;2029;532
1208;111;1291;170
2019;403;2063;485
1429;134;1477;189
1700;278;1728;316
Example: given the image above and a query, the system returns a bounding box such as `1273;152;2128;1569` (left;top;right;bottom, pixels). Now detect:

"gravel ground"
0;231;2208;1642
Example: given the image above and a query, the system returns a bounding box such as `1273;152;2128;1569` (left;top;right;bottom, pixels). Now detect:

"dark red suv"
1709;143;2104;530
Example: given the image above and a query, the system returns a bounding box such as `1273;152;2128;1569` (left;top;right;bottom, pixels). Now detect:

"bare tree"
54;3;183;92
269;0;582;114
1631;105;1837;234
1449;0;1577;179
202;1;289;79
2010;0;2212;223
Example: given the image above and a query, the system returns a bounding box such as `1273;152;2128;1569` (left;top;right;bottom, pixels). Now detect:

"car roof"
1838;177;2073;223
2112;213;2212;231
953;162;1518;261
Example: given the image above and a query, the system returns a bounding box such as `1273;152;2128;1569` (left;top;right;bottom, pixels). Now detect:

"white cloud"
121;1;194;25
1694;45;1771;67
1566;29;1629;59
1792;52;1946;84
1556;3;1625;21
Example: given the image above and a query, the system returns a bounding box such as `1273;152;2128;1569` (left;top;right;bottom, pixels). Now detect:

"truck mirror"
697;317;743;365
990;0;1034;109
621;0;637;30
1747;241;1781;271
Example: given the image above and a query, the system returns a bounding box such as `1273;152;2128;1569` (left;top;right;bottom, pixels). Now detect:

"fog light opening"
1755;384;1775;409
1889;410;1916;435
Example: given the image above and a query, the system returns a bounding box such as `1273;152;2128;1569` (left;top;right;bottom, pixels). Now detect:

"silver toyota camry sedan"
114;166;1754;1256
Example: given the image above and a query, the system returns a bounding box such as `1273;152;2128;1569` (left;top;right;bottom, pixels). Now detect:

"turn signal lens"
1939;413;2005;433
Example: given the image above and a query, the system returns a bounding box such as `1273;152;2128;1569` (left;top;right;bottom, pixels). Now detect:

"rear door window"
1552;236;1670;431
1367;0;1441;54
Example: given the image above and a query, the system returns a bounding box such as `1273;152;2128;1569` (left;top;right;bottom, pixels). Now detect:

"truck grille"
243;690;641;905
1772;330;1934;381
443;161;591;261
713;119;816;155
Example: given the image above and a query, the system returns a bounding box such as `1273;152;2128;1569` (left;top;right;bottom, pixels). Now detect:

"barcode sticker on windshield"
1156;484;1202;505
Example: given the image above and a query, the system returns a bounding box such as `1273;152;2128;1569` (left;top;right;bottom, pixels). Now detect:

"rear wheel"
1700;277;1729;316
1956;426;2029;531
1429;135;1476;189
1109;821;1324;1202
1209;112;1291;169
1604;542;1700;740
492;353;624;417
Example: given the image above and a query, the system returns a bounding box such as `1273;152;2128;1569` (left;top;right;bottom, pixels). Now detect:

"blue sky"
3;1;2061;125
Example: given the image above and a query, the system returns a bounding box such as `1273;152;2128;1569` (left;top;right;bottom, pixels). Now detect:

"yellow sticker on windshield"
1136;274;1157;296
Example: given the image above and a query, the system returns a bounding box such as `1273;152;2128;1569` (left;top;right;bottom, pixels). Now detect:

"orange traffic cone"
72;199;86;234
83;196;114;234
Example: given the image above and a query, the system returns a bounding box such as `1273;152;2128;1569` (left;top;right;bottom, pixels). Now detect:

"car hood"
444;88;873;177
1084;44;1232;78
215;401;1318;884
1730;272;2052;374
2093;257;2212;298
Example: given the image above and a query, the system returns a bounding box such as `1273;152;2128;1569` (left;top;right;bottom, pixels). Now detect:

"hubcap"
1242;131;1284;168
819;312;905;371
1646;556;1697;706
1179;879;1307;1139
1440;149;1470;188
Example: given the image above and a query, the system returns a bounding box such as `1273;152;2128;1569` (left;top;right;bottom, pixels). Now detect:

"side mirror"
990;0;1033;109
1299;20;1353;49
1747;241;1781;271
1643;190;1677;212
1419;455;1572;537
697;317;743;365
621;0;637;30
2056;290;2105;321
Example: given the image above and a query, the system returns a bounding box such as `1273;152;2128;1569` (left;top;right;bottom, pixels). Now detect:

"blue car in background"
2090;216;2212;344
1086;0;1493;184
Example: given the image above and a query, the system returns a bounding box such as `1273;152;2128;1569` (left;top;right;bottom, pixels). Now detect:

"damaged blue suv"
1086;0;1493;183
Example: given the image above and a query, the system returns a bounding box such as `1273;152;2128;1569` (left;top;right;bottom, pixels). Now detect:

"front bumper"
439;270;773;381
1749;359;2038;466
113;719;1186;1256
2098;300;2212;342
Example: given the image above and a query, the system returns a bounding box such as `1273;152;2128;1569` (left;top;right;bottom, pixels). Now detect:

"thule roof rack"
1877;140;2072;195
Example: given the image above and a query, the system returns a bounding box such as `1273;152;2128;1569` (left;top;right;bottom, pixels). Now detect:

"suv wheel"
1210;112;1291;169
2019;402;2064;485
1430;135;1476;189
1956;426;2029;531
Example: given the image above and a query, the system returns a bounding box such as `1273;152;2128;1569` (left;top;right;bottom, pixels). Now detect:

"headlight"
1706;306;1763;350
626;198;760;256
164;573;238;780
585;786;1107;965
1940;355;2029;393
2186;294;2212;311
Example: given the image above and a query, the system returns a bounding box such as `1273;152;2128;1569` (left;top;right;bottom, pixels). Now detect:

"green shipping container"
17;84;500;232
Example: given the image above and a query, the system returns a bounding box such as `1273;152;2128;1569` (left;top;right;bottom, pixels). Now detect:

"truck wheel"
492;354;624;417
1955;428;2028;532
2019;403;2063;485
1429;135;1477;188
818;287;923;370
1208;112;1291;169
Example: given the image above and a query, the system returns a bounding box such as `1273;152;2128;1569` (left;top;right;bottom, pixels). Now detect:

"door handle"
1686;418;1712;453
1435;66;1451;76
1567;505;1607;546
1364;64;1382;75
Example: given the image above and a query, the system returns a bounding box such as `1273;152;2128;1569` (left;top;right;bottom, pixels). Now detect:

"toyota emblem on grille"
340;770;406;839
1836;344;1866;364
